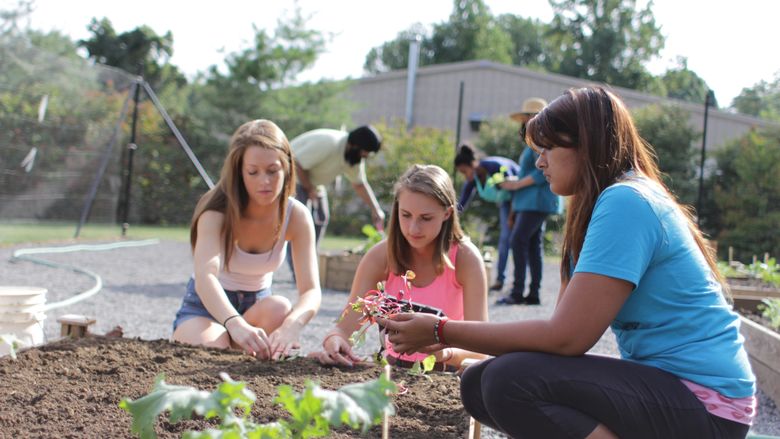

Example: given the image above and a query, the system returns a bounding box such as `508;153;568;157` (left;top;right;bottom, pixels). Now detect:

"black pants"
509;211;547;300
460;352;749;439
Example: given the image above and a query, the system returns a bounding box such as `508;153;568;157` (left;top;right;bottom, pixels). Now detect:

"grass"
0;221;365;251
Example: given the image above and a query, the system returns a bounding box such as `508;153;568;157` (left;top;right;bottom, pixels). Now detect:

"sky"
15;0;780;106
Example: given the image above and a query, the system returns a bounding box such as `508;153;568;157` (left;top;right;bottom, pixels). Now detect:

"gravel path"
1;238;778;436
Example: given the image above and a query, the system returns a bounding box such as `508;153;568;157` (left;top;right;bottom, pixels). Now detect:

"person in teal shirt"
380;87;755;438
497;97;559;305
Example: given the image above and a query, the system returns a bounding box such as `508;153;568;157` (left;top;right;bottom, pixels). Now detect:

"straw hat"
509;97;548;122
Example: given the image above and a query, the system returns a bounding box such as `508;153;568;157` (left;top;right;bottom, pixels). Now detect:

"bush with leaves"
710;127;780;261
120;372;396;439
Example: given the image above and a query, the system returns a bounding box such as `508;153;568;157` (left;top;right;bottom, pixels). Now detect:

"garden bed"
731;283;780;407
0;336;469;438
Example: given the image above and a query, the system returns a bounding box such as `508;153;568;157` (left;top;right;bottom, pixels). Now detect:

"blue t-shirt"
574;176;755;398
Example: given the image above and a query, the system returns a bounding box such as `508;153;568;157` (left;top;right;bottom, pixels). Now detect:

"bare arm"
499;175;536;191
445;240;490;364
193;211;271;357
295;162;316;198
192;211;240;324
385;272;632;357
352;181;385;228
315;241;389;366
280;203;322;333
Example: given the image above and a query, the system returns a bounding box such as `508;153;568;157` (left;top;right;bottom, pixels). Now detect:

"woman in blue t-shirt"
381;87;755;438
454;145;519;292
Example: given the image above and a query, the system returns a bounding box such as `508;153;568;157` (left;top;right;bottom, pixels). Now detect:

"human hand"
378;313;444;356
267;324;303;361
225;316;271;360
314;331;363;367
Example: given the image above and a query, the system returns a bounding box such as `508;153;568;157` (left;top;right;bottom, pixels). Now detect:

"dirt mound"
0;336;469;438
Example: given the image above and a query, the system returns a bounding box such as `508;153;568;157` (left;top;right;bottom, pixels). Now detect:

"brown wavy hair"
189;119;295;270
386;164;464;275
525;86;724;290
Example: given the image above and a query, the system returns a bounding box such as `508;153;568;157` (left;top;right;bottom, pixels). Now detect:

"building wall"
346;60;774;151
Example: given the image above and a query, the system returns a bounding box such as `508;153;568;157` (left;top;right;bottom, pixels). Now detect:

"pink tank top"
384;244;464;361
217;198;297;292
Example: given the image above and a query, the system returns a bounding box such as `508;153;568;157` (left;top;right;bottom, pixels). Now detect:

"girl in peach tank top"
312;164;488;371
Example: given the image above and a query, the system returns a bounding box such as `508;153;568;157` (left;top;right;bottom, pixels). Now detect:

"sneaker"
489;281;504;291
495;295;523;305
522;296;541;305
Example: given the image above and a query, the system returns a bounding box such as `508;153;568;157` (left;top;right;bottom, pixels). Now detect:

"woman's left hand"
267;324;302;360
378;313;445;355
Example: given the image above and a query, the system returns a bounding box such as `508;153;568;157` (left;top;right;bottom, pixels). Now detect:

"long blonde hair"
526;86;724;289
386;164;464;275
190;119;295;270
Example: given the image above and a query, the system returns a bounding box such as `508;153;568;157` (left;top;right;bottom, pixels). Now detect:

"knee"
480;353;544;410
459;362;484;414
244;295;292;330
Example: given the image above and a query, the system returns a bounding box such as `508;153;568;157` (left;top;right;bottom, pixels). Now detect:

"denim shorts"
172;277;272;331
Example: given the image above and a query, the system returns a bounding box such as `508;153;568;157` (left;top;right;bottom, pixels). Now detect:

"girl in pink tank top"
312;164;488;370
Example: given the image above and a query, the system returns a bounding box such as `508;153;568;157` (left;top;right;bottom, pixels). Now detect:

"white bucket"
0;286;47;357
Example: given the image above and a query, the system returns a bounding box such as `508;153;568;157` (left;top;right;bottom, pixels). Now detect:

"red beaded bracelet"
434;316;449;345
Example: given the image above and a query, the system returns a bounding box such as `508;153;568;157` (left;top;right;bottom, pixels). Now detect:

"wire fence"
0;34;138;225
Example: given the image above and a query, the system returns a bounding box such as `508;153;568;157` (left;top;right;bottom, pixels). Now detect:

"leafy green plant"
717;261;745;279
758;298;780;330
747;258;780;287
120;372;396;439
358;224;384;253
0;334;21;359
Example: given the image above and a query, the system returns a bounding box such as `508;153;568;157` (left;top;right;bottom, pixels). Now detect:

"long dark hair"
526;86;724;289
190;119;295;270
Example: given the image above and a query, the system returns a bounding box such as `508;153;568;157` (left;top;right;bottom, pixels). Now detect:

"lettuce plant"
120;372;396;439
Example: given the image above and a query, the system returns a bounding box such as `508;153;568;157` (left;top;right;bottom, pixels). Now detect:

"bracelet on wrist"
222;314;241;328
433;317;450;345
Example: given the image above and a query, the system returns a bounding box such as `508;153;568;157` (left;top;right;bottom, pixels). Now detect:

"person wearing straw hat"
495;97;560;306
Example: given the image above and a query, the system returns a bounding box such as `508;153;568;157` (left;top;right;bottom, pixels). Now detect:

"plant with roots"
343;270;438;375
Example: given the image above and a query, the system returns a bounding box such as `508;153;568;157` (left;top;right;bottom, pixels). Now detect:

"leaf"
119;373;255;439
313;376;396;433
0;334;22;360
421;355;437;372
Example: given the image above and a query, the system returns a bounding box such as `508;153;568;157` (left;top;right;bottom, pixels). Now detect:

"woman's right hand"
312;332;363;367
224;316;271;360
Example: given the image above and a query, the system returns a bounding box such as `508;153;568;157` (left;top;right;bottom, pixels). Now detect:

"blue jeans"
510;210;547;300
495;201;512;284
172;278;271;331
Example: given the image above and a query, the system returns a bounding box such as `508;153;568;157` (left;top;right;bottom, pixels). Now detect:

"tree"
545;0;664;91
660;57;717;106
78;18;183;87
495;14;548;68
363;26;429;74
711;127;780;260
428;0;512;65
732;72;780;121
363;0;513;74
633;104;700;206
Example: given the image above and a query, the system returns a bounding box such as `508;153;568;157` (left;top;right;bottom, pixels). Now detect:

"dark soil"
0;336;469;438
